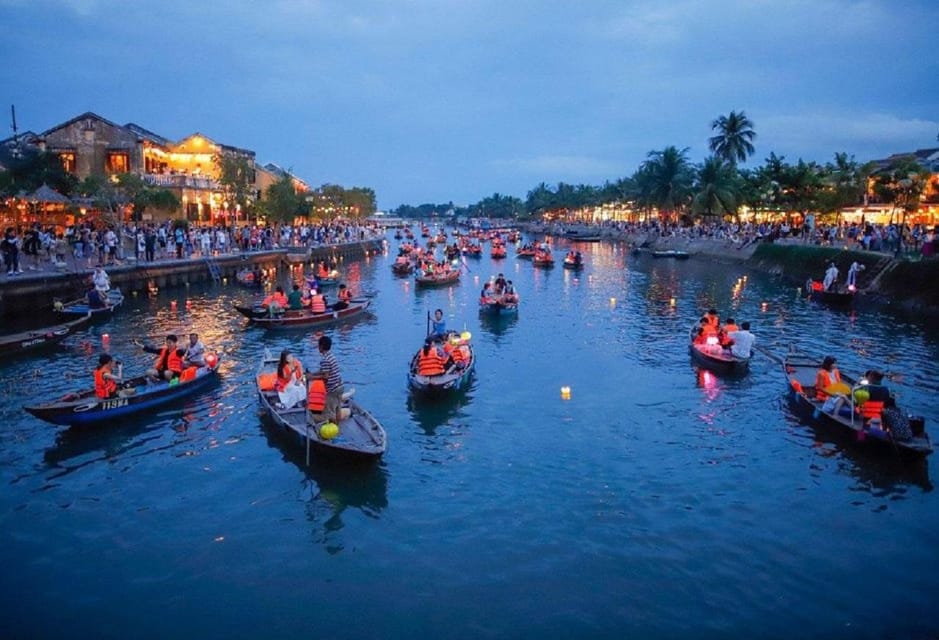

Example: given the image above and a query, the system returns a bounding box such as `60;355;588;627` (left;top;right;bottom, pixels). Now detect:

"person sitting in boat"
719;318;739;347
317;261;330;280
724;321;754;359
275;350;306;409
854;370;891;422
310;289;328;314
480;282;495;305
503;280;519;304
693;317;718;345
92;265;110;293
429;308;447;340
287;284;307;311
494;273;507;294
331;284;353;311
822;263;839;292
705;308;720;330
443;335;469;371
136;334;184;382
87;287;111;310
814;356;843;402
94;354;123;399
183;332;206;368
261;286;288;316
415;337;447;377
881;396;912;441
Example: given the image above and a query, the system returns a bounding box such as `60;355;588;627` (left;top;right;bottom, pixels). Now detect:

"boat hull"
0;313;91;356
244;299;371;330
689;343;750;375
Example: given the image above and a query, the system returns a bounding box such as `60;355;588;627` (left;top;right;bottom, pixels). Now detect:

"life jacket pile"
308;379;327;412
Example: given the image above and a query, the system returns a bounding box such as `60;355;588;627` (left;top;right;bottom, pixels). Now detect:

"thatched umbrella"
20;184;71;226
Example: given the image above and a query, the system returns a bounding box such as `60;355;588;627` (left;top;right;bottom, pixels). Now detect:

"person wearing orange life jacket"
443;337;468;370
94;354;123;399
416;337;446;376
262;286;288;315
814;355;842;401
705;308;720;329
855;369;890;421
136;334;184;381
720;318;739;347
310;290;327;314
693;317;718;345
331;284;352;311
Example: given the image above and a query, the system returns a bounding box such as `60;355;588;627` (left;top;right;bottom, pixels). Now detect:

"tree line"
392;111;937;223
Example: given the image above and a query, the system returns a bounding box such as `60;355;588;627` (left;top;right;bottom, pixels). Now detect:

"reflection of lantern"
561;386;571;400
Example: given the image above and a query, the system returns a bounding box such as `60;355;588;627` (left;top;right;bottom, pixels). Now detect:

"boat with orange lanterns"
24;353;221;427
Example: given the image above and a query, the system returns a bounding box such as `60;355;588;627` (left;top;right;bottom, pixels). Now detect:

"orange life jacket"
307;378;327;412
338;288;352;303
815;368;841;400
179;366;198;383
94;367;116;399
417;349;445;376
311;294;326;313
858;400;884;420
264;292;287;307
275;362;292;392
156;346;183;374
444;342;465;363
705;313;719;328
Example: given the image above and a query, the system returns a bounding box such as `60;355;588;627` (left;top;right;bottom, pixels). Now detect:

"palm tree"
692;156;739;220
709;110;756;166
635;146;694;219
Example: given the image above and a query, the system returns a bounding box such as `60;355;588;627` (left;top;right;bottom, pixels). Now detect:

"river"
1;232;937;639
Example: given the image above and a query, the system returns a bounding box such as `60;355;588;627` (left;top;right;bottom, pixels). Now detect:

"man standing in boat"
822;263;839;292
310;335;343;425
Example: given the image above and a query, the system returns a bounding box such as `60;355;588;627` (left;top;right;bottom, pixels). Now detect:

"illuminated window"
59;152;76;173
107;152;129;174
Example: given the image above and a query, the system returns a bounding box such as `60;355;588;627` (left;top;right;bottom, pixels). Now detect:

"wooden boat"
24;356;221;427
235;268;263;287
783;354;932;457
256;354;386;461
415;270;460;287
55;288;124;318
479;296;518;316
689;338;750;375
490;245;507;259
562;255;584;269
651;250;690;260
236;298;371;329
391;260;414;276
462;244;483;258
804;279;855;307
0;312;91;356
516;246;536;259
408;334;476;395
532;251;555;268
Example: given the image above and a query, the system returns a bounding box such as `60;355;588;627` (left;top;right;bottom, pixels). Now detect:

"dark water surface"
2;234;937;639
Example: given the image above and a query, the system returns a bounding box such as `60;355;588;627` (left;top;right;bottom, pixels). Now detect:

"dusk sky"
2;0;937;210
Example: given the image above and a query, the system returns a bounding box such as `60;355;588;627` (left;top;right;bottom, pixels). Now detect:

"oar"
753;345;784;365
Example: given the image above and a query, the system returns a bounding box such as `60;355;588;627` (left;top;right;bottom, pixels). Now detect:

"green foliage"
306;183;376;220
261;174;306;223
709;110;756;165
0;149;78;197
751;244;882;285
468;193;524;219
215;152;255;211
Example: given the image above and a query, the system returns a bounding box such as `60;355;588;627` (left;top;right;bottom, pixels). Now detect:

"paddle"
753;345;784;365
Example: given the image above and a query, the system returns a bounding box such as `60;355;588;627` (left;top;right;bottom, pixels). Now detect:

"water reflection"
406;383;475;436
478;311;518;341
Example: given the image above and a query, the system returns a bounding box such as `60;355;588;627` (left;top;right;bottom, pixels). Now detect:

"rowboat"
532;251;555;268
391;260;414;275
256;354;386;461
235;268;263;287
804;279;855;307
515;247;536;259
562;255;584;269
236;298;371;329
415;270;460;287
652;250;690;260
24;356;221;427
490;245;507;259
55;288;124;318
783;354;932;457
689;338;750;375
479;295;519;316
0;313;91;357
408;334;476;395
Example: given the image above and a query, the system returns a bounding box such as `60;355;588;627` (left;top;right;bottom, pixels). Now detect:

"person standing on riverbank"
2;227;23;275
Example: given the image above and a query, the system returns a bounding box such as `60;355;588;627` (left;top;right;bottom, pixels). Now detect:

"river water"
1;232;937;639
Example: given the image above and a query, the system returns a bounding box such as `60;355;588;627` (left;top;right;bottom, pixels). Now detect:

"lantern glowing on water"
610;297;616;307
761;302;768;311
170;300;177;310
560;386;571;400
669;297;676;306
205;353;218;369
848;284;856;292
102;334;110;345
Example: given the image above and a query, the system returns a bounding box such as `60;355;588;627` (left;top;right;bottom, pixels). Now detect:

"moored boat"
256;353;386;461
562;252;584;269
24;355;221;427
783;354;932;457
237;298;371;329
0;313;91;357
532;250;555;268
55;288;124;318
408;332;475;395
235;268;263;287
651;250;690;260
